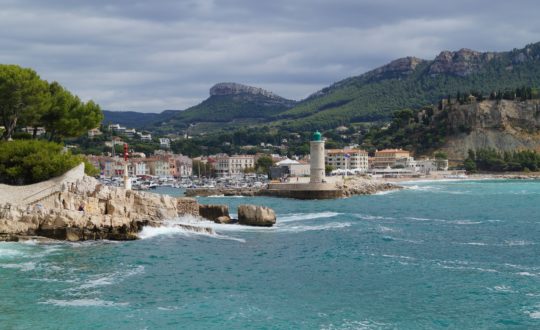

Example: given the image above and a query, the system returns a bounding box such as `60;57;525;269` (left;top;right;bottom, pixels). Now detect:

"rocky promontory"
0;164;282;241
0;164;199;241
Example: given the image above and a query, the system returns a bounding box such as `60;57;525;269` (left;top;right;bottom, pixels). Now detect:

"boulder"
199;204;229;221
237;204;276;227
214;216;232;224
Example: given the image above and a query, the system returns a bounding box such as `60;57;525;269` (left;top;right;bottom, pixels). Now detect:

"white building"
276;158;310;177
159;138;171;149
326;148;369;172
214;154;255;177
138;132;152;141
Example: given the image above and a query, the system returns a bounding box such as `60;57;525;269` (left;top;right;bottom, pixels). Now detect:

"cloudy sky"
1;0;539;112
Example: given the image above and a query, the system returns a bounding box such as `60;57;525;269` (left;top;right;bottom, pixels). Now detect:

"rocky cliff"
0;172;199;241
210;82;281;99
442;100;540;159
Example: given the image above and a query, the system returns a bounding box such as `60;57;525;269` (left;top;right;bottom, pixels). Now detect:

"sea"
1;180;539;329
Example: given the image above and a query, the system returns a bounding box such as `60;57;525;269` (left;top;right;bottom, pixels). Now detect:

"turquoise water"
1;180;540;329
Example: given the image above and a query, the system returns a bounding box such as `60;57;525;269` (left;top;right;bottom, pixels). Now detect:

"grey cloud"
0;0;539;111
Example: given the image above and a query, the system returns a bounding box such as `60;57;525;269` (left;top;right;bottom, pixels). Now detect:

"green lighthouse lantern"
312;130;322;141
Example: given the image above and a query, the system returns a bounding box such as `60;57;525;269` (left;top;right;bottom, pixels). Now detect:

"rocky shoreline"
0;165;277;242
0;175;200;242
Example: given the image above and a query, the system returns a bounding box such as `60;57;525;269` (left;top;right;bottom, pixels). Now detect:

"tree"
0;140;96;184
256;155;274;174
0;65;50;140
434;151;448;160
41;82;103;141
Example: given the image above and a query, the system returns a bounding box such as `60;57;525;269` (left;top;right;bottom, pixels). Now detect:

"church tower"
310;131;325;183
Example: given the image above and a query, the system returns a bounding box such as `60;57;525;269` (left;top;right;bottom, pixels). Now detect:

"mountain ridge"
104;41;540;133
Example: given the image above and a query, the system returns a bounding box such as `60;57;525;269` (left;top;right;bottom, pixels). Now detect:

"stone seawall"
0;163;85;206
185;178;401;200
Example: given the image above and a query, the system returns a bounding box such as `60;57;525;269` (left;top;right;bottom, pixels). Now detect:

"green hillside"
155;82;296;132
272;42;540;130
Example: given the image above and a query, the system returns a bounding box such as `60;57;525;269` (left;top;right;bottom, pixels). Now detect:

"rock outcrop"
368;57;426;81
441;99;540;159
199;204;229;221
337;177;402;197
0;173;199;241
237;205;276;227
210;82;282;99
428;48;499;77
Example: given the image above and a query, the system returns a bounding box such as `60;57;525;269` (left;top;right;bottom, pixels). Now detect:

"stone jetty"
186;177;401;199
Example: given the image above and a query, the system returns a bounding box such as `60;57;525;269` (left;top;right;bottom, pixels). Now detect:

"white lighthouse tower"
310;131;325;183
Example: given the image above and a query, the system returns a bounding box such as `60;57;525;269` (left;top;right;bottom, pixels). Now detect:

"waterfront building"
325;148;368;172
273;158;311;178
214;154;255;177
372;149;411;169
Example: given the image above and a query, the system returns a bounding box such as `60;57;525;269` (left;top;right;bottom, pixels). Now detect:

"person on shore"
78;202;85;212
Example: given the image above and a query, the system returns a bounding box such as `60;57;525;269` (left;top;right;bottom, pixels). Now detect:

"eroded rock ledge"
0;175;199;242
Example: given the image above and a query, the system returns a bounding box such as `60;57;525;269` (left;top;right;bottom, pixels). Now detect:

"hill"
155;83;296;133
102;110;179;129
272;42;540;130
103;42;540;136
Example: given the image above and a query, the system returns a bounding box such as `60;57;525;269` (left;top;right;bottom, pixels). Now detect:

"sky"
1;0;539;112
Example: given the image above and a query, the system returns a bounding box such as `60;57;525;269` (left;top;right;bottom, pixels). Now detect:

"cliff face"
428;48;499;77
442;100;540;159
0;173;199;241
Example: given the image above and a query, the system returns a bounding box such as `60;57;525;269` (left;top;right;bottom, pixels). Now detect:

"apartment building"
214;154;255;177
325;149;369;172
372;149;411;169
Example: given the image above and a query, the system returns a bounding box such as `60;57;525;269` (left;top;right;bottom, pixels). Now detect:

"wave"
488;285;515;293
446;220;483;225
354;214;394;221
527;311;540;319
320;319;391;330
75;265;145;290
139;217;246;242
458;242;489;246
0;261;36;271
516;272;538;277
505;240;535;246
277;222;352;233
278;212;340;222
40;298;128;307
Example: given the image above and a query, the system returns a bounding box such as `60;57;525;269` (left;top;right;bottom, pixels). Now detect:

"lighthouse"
310;131;325;183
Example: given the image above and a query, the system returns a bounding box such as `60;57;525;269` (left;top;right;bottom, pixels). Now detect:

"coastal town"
84;123;453;190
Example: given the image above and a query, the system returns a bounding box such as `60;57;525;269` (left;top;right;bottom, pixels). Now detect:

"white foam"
489;285;515;293
447;220;483;225
459;242;488;246
505;240;535;246
277;222;352;233
139;217;246;242
0;262;36;271
41;298;128;307
279;212;340;222
516;272;538;277
373;190;398;195
406;216;432;221
529;311;540;319
354;214;393;221
378;225;398;233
